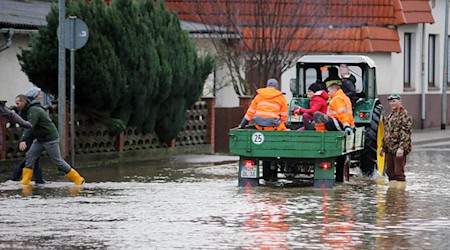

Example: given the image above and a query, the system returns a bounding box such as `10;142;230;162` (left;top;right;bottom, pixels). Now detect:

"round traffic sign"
64;17;89;50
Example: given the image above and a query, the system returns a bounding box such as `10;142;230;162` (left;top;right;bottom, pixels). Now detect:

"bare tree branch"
169;0;342;95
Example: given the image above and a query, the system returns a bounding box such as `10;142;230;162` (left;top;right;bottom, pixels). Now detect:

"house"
0;0;237;106
164;0;450;129
0;0;51;106
1;0;449;129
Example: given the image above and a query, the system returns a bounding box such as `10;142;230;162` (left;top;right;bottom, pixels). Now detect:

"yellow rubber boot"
19;168;33;185
66;169;85;185
315;123;327;132
388;180;398;188
396;181;406;190
21;185;33;196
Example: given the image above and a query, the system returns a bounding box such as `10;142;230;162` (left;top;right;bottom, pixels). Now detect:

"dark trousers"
324;117;344;131
11;157;44;183
11;137;45;184
301;113;315;130
385;152;406;181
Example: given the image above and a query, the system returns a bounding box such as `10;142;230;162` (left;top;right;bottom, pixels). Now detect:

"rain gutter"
420;23;426;129
0;28;13;52
0;28;38;52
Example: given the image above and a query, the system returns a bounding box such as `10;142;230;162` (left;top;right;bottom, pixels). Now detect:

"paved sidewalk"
412;128;450;145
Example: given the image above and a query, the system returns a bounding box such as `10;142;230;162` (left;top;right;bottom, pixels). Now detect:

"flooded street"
1;151;450;249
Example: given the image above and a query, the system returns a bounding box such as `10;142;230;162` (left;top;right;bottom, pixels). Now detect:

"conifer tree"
73;0;125;111
154;4;214;143
18;0;214;143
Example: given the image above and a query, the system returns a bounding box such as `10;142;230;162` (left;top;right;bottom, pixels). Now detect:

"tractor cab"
291;55;376;99
287;55;384;177
288;55;377;127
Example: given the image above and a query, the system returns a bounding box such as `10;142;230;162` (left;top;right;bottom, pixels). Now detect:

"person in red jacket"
238;78;288;131
293;83;328;131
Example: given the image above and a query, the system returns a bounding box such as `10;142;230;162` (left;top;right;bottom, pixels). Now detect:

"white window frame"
404;33;412;89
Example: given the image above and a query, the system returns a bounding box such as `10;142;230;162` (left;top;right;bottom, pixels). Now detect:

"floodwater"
0;151;449;250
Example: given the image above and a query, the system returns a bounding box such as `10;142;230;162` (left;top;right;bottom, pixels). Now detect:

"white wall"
427;0;445;93
208;57;240;107
0;34;35;106
391;0;447;98
370;53;395;95
396;24;424;95
193;38;239;107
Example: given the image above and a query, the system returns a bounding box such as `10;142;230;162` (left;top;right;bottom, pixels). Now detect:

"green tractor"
289;55;385;177
229;55;385;188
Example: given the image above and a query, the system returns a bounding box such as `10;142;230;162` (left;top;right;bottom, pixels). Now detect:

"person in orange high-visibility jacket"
238;79;288;131
313;83;355;134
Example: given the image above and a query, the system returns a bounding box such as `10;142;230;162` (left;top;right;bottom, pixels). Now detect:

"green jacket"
21;101;59;143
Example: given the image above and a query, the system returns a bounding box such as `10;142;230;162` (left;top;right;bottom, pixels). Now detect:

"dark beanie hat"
308;83;322;93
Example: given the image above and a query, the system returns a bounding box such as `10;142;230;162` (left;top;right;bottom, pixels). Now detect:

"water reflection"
241;187;289;249
14;184;84;198
375;185;411;249
320;191;356;250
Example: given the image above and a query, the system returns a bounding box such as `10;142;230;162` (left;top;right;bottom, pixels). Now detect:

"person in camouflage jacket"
380;94;412;186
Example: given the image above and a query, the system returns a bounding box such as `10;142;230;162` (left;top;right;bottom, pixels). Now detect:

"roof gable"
394;0;435;25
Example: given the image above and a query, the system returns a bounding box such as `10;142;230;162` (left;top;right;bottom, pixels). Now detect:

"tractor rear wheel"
359;103;385;177
336;155;350;182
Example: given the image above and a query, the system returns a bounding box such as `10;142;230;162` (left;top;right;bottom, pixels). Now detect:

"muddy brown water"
0;152;449;249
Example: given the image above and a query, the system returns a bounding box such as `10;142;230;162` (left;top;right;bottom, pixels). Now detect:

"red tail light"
318;161;331;169
243;160;255;168
359;112;370;119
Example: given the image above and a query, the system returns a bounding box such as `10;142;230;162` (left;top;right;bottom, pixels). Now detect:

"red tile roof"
164;0;433;53
237;26;400;53
394;0;435;25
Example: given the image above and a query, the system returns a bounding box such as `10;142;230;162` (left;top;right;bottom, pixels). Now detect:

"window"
428;34;436;88
404;33;412;88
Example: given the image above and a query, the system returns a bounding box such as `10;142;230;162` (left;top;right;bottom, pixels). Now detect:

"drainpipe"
421;23;426;129
442;0;449;130
0;28;14;52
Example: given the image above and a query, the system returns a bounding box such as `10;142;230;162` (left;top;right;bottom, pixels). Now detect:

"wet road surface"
1;151;449;249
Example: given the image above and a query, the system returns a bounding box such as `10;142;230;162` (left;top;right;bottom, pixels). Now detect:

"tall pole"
70;17;76;166
58;0;67;155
